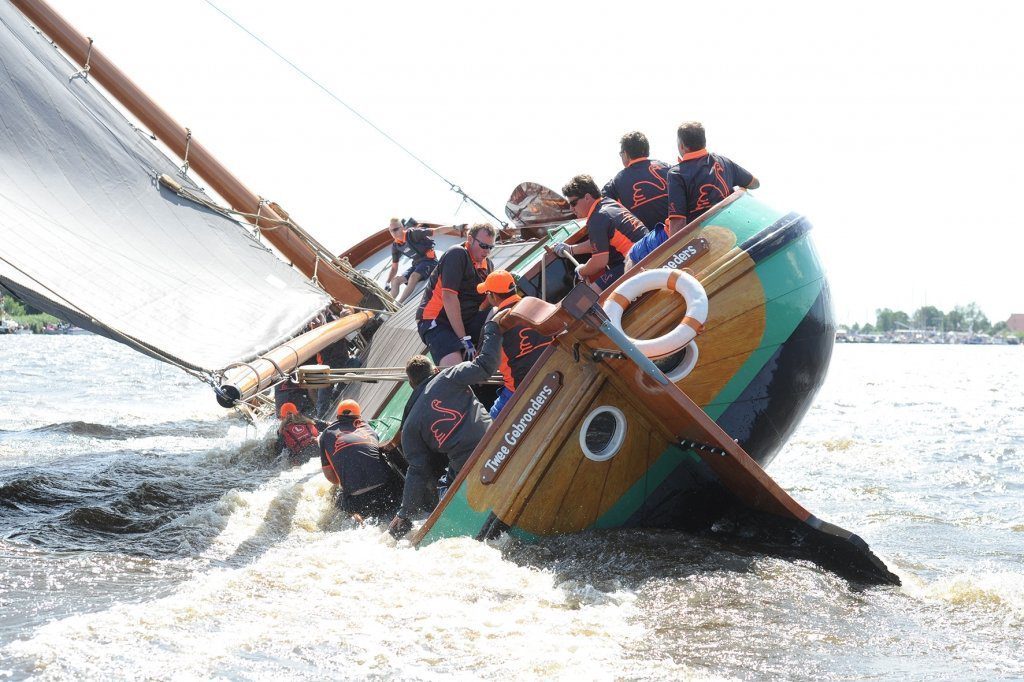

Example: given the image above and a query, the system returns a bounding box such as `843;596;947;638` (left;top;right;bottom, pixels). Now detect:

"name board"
480;372;563;485
663;237;710;270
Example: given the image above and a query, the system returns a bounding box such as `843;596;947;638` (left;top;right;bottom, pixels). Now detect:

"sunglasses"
567;196;581;209
472;235;494;251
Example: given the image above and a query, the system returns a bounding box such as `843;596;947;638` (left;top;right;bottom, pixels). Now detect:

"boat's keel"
700;502;900;586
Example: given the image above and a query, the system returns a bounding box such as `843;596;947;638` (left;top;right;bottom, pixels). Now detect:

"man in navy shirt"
555;175;647;291
416;223;495;367
386;218;462;305
603;131;669;231
666;121;759;239
476;270;554;419
319;399;402;522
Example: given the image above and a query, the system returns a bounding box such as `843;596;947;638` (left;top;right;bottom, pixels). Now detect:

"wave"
904;570;1024;620
0;473;86;509
0;430;290;559
62;505;174;535
3;524;652;680
24;420;228;440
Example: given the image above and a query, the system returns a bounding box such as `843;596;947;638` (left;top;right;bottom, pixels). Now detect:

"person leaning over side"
476;270;554;419
385;218;464;306
665;121;759;240
387;315;503;539
415;222;496;367
553;175;648;291
319;399;403;523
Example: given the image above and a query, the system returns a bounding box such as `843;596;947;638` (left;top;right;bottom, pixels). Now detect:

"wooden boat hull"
407;192;889;576
344;193;892;582
617;196;834;471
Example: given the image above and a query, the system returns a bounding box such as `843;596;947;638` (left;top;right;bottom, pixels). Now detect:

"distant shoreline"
837;331;1020;346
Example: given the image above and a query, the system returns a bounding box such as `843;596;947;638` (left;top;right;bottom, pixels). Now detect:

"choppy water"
1;335;1021;680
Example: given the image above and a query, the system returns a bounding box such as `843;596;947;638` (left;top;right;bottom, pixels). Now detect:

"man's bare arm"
441;290;467;338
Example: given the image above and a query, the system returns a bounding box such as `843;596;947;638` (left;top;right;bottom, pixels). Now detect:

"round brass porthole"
579;406;627;462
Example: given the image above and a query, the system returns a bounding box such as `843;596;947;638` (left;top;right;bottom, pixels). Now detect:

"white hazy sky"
44;0;1024;324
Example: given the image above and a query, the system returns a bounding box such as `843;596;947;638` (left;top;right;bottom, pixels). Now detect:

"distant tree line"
1;288;61;332
848;302;1013;335
1;289;35;317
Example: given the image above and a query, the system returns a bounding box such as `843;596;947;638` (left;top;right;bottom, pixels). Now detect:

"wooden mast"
12;0;366;306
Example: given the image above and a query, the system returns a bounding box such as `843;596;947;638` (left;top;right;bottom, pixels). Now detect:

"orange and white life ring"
602;268;709;364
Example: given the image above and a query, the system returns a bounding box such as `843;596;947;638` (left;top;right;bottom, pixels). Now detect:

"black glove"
388;515;412;539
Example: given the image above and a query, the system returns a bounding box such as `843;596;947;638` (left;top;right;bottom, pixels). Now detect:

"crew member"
277;402;323;466
415;223;496;367
275;377;312;416
476;270;554;419
554;175;647;291
387;317;502;538
603;131;670;232
666;121;759;238
598;131;673;268
319;399;402;521
386;218;462;305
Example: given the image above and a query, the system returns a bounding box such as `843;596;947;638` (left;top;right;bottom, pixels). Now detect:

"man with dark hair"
387;318;503;538
319;399;403;522
602;131;670;232
554;174;648;290
476;270;554;419
386;218;463;305
416;223;496;367
404;355;436;388
666;121;759;238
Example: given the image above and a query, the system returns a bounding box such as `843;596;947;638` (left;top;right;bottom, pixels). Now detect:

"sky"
41;0;1024;325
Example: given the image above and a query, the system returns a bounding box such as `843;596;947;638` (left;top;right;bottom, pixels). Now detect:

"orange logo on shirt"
695;161;730;212
517;330;553;359
429;400;464;446
630;164;668;209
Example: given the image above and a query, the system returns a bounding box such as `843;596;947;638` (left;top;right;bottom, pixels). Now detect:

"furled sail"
0;3;330;377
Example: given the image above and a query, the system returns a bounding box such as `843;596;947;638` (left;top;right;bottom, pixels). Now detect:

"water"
1;335;1022;680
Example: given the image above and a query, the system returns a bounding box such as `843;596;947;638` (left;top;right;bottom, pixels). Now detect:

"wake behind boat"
0;0;897;585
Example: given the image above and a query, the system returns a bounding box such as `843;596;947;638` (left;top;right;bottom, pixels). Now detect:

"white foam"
902;568;1024;623
6;515;650;679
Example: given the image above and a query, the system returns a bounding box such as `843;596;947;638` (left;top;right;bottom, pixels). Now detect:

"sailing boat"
0;0;898;584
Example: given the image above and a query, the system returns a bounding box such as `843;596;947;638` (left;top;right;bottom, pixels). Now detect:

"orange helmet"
337;399;362;418
476;270;516;295
279;402;298;418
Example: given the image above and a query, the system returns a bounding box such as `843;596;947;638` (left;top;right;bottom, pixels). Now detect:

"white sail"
0;3;330;375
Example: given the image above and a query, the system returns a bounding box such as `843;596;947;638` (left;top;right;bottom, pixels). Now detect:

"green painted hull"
372;193;835;544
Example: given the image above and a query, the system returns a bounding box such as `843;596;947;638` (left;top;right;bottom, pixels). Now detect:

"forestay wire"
203;1;510;229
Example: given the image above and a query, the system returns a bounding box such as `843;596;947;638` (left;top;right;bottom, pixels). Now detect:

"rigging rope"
179;127;192;177
157;175;396;310
68;36;92;81
203;1;509;229
0;249;218;388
